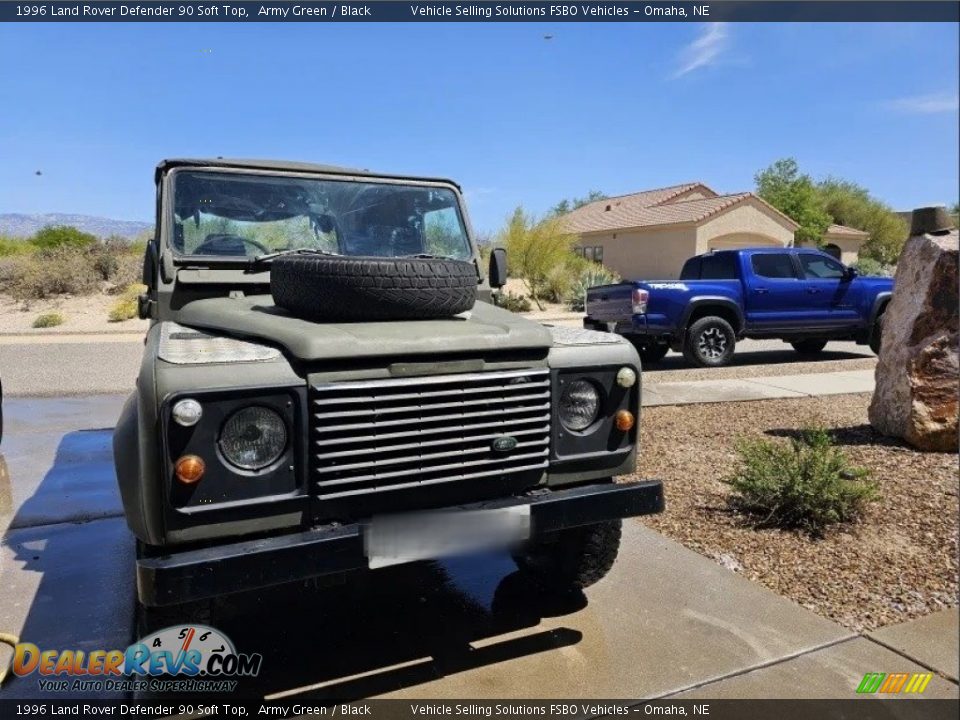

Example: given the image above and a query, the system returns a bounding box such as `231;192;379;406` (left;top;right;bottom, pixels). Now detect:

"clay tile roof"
562;185;753;234
825;223;870;238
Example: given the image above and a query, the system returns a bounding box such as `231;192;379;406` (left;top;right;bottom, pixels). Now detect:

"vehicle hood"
173;294;553;362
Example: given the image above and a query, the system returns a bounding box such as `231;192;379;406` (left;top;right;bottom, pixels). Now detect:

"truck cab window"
751;253;797;279
679;257;702;280
700;253;737;279
800;254;845;279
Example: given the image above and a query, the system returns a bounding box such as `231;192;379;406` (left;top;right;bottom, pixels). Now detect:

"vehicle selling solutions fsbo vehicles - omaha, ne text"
114;158;664;627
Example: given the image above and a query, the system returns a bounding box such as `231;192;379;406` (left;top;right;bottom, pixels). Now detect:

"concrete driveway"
1;395;956;701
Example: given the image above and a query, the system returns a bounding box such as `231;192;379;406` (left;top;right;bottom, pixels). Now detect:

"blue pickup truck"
584;247;893;368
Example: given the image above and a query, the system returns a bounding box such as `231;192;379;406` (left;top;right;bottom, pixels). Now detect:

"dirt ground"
632;393;959;632
0;294;148;334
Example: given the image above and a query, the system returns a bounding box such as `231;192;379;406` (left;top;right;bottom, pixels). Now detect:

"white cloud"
885;91;959;114
672;23;729;78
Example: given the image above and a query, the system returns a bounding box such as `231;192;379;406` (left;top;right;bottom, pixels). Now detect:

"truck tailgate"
585;283;634;324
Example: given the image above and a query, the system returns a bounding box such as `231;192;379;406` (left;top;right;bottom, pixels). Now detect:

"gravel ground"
631;393;958;632
0;294;148;335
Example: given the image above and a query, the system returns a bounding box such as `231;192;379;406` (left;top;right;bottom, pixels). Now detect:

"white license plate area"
365;506;531;569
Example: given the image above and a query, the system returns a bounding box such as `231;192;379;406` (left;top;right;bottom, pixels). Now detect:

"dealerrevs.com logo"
13;625;262;693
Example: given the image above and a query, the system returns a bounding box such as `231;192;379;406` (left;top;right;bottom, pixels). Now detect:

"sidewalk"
642;369;874;407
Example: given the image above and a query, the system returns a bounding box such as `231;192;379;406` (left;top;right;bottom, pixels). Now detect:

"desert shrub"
107;253;143;291
32;312;64;329
724;427;878;535
108;283;146;322
540;264;575;304
853;257;895;278
0;257;25;292
496;291;532;313
32;225;97;250
568;264;621;312
90;246;120;280
9;246;100;299
0;236;36;256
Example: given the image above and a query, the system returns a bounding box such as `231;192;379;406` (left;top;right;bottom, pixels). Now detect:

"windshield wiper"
247;247;340;270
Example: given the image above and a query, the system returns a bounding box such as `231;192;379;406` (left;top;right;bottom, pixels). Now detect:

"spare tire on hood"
270;254;478;322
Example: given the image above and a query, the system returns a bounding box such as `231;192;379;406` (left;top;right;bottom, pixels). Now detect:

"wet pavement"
0;394;956;702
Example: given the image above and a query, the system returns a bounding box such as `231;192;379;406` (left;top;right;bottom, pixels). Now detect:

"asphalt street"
0;332;874;398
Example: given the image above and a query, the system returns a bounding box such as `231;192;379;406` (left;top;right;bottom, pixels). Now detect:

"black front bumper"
137;480;664;606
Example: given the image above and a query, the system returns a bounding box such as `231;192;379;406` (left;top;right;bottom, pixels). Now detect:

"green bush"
107;283;146;322
853;257;895;278
724;427;878;535
496;291;532;313
568;264;621;312
0;236;37;257
32;225;97;250
32;312;64;329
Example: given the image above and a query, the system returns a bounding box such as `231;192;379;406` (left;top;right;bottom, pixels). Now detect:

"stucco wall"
799;236;866;266
696;201;795;254
576;227;697;280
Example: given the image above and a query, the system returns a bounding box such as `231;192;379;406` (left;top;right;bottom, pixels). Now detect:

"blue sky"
1;21;957;234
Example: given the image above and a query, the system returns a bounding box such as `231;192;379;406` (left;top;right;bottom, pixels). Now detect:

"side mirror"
489;248;508;289
141;240;158;288
845;266;859;280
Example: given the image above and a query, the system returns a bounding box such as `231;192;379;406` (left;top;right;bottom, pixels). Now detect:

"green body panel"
175;294;553;362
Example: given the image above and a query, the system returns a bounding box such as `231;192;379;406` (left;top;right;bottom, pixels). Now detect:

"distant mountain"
0;213;153;240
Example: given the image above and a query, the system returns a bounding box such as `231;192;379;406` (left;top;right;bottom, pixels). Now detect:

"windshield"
170;171;473;261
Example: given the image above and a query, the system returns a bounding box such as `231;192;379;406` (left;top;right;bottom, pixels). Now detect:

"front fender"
113;325;166;545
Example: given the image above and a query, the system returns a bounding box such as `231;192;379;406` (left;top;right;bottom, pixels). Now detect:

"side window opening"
800;253;845;279
700;253;737;280
680;257;702;280
751;253;798;279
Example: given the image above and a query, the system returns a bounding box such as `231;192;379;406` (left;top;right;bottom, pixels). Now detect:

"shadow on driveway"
1;427;586;700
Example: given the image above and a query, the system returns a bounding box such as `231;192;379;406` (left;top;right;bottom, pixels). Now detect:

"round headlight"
219;406;287;471
559;379;601;431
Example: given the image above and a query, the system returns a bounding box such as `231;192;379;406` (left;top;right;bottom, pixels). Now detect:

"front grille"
310;369;551;499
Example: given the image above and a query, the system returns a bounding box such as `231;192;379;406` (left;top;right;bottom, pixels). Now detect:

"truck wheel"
790;339;828;355
869;314;885;355
512;520;622;592
683;317;736;367
271;255;477;322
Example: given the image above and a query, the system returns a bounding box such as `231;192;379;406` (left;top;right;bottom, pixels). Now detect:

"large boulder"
869;208;958;452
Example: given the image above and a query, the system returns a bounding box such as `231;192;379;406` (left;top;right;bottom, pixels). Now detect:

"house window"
574;247;585;258
584;247;595;261
593;246;603;263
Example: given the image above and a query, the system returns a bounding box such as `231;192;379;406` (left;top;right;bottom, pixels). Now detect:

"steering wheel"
195;234;270;257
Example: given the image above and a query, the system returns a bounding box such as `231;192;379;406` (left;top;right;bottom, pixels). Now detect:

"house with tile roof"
560;182;813;280
802;223;870;266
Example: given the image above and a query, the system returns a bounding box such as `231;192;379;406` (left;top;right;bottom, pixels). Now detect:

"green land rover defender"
113;158;663;625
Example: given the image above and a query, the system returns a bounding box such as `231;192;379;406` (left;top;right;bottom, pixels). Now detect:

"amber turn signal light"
614;410;635;432
175;455;205;484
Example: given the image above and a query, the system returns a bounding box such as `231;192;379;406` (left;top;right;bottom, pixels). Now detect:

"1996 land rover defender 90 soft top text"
115;158;663;623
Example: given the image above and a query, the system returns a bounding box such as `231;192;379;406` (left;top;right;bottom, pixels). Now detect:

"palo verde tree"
497;206;574;310
754;159;831;246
